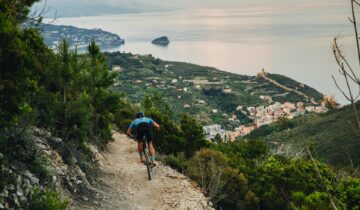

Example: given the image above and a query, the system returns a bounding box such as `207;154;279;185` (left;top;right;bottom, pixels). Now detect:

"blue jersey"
129;117;155;130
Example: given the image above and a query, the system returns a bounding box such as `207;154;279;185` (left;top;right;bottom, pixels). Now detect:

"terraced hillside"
105;52;324;130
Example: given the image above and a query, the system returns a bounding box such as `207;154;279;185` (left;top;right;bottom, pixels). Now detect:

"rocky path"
71;132;212;210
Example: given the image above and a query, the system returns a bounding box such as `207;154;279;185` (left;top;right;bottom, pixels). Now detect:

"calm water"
54;4;357;104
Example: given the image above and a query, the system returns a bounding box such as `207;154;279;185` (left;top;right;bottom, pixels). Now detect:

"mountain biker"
126;112;160;167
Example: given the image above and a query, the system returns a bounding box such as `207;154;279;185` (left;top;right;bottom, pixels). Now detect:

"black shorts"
136;122;153;142
136;129;153;142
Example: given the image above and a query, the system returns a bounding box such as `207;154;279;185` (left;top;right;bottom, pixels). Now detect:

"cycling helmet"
136;112;145;118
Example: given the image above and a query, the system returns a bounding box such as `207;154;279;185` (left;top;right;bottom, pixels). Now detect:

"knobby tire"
143;140;152;180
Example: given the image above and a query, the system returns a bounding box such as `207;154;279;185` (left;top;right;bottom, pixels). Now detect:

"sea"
53;3;358;104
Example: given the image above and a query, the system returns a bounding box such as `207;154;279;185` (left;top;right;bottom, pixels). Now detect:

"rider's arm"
153;121;160;131
126;127;132;136
127;120;136;136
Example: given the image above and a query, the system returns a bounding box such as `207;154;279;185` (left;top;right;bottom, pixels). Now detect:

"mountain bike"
129;134;152;180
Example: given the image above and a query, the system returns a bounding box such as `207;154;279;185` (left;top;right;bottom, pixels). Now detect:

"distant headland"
40;24;125;50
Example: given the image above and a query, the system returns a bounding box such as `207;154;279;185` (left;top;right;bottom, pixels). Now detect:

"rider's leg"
145;131;156;166
137;141;145;162
148;142;156;162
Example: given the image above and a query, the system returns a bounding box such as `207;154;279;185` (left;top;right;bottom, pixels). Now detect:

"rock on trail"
71;132;212;210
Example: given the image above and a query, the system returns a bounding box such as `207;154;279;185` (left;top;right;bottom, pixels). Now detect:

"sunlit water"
54;4;358;104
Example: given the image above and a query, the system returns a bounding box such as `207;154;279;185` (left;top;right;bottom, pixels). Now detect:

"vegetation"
105;52;323;129
165;138;360;210
266;73;324;101
29;188;69;210
0;1;127;208
141;95;360;209
0;1;359;210
243;102;360;168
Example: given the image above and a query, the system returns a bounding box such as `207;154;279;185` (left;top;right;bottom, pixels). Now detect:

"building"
112;65;122;72
203;124;226;140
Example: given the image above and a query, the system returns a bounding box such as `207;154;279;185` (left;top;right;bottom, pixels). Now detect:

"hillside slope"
71;132;212;210
105;52;324;129
245;103;360;167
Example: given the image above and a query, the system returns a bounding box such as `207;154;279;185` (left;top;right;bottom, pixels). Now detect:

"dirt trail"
258;73;319;105
71;132;212;210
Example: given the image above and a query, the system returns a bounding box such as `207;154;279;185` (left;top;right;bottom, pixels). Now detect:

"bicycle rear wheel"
144;148;152;180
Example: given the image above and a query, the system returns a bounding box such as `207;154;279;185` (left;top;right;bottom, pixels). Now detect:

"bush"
337;177;360;210
187;149;258;209
30;156;51;185
145;109;185;155
180;113;208;158
29;188;69;210
254;155;336;210
164;153;187;172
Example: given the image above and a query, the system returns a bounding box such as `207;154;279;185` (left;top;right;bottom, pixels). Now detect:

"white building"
203;124;226;140
112;65;122;72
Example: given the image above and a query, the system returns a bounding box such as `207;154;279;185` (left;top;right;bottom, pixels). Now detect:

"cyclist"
126;112;160;167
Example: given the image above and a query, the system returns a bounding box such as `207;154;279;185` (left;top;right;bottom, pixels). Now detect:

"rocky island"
40;24;125;50
151;36;170;46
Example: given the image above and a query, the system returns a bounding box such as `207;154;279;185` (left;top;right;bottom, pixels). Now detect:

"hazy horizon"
33;0;348;18
33;0;358;104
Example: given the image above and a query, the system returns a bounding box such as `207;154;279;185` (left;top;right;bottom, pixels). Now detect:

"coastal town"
204;95;329;141
41;24;124;50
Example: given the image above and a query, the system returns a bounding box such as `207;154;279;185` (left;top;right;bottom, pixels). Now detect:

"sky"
33;0;348;17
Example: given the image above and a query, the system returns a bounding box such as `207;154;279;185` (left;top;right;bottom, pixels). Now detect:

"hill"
244;103;360;167
105;52;324;130
41;24;124;50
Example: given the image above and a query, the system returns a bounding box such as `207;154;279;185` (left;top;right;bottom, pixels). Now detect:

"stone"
82;196;89;201
0;189;8;197
12;194;20;207
22;178;32;197
51;175;57;187
88;144;103;163
7;184;15;192
24;171;39;185
16;175;22;186
50;137;62;143
16;189;24;197
19;196;27;205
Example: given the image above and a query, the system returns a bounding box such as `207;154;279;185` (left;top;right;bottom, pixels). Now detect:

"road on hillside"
71;132;212;210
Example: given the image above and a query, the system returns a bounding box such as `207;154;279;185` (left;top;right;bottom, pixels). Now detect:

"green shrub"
254;155;335;210
29;188;69;210
187;149;258;209
30;156;51;184
164;153;187;172
337;177;360;210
